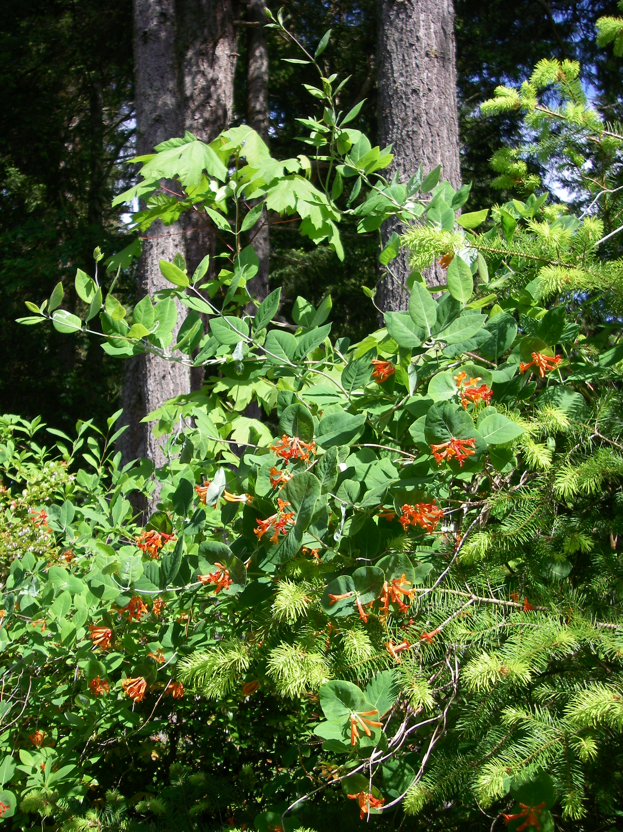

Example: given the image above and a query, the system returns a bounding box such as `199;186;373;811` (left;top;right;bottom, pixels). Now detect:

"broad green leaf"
86;287;103;322
446;256;474;304
420;164;441;193
295;323;332;359
316;412;366;447
162;537;184;585
0;789;16;819
253;287;281;333
241;202;264;233
320;680;368;721
137;137;228;186
52;310;82;334
292;296;316;327
479;313;518;360
174;311;203;354
0;756;16;787
477;252;489;284
147;511;174;535
133;295;155;329
315;28;332;58
264;329;296;363
427;371;458;402
105;294;126;321
352;566;384;603
437;313;486;345
283;472;321;531
408;283;437;337
364;670;399;716
424;401;477;445
384;312;423;349
322;575;356;615
210;316;249;346
342;356;372;392
379;232;400;265
127;323;150;339
478;413;525;444
536;305;566;346
75;269;97;303
153;298;177;337
279;403;314;441
159;260;189;288
316;446;339;492
192;254;210;283
49;281;64;312
457;209;489;229
312;294;333;327
377;553;416;584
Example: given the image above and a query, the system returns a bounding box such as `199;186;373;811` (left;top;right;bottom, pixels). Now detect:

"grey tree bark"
377;0;461;310
121;0;241;472
120;0;191;473
245;0;270;302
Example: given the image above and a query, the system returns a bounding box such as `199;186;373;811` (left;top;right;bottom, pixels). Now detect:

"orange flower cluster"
431;437;477;467
438;252;454;270
121;596;149;622
371;359;395;383
420;629;440;643
386;639;411;662
29;509;49;528
148;649;165;664
270;435;316;463
136;530;176;558
349;709;382;745
89;676;109;696
398;502;444;532
152;597;166;616
328;590;370;622
347;791;385;820
195;482;211;503
166;681;184;699
520;351;562;378
269;467;292;489
453;370;493;409
254;499;295;545
198;562;233;593
379;574;415;615
241;680;259;696
122;676;147;702
29;730;45;748
89;625;112;650
502;801;546;831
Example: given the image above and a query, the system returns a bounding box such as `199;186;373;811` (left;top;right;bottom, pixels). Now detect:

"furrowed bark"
377;0;461;309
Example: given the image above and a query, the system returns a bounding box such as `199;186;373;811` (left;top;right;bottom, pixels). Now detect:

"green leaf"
477;252;489;284
322;575;355;616
341;98;366;125
364;670;399;716
241;202;264;233
295;323;332;359
0;756;16;787
499;208;517;243
312;294;332;326
427;371;458;402
384;311;423;349
408;283;437;337
24;301;41;314
153;298;178;337
127;323;150;339
478;413;525;444
420;164;441;193
16;316;47;325
342;356;372;392
264;329;296;363
52;310;82;334
457;209;489;229
292;296;316;327
437;313;486;345
210;316;249;346
206;206;232;231
316;446;339;492
315;29;332;58
159;260;189;288
424;401;478;445
162;537;184;585
479;313;518;360
320;680;368;721
172;478;194;517
279;404;314;441
147;511;174;535
105;294;126;321
49;281;64;312
446;257;474;304
352;566;384;603
133;295;155;330
0;789;16;819
75;269;97;303
137;136;228;186
174;311;203;354
192;254;210;283
379;231;400;266
86;287;103;322
536;306;566;346
253;287;281;333
316;412;366;447
283;471;321;531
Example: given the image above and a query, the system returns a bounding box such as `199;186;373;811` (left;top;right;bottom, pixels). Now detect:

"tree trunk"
120;0;190;474
245;0;270;302
377;0;461;310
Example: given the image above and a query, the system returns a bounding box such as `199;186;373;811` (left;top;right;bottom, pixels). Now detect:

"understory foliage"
3;15;623;832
